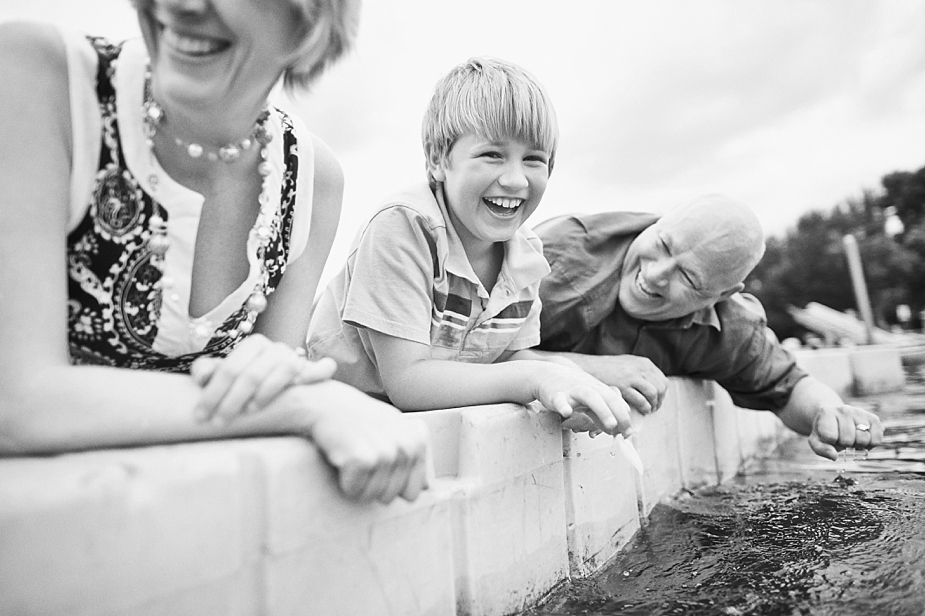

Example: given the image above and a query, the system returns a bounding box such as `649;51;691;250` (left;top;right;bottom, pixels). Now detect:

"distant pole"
843;234;875;345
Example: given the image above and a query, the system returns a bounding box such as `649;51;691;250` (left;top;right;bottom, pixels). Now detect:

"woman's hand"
298;383;432;503
530;363;633;437
191;334;336;425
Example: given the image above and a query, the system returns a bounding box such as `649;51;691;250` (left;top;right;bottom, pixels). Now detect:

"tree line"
745;161;925;341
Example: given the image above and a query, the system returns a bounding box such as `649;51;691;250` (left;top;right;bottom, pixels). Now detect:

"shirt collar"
647;303;722;331
434;184;550;293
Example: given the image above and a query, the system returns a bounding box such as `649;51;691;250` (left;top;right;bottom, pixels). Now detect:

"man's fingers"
808;433;839;461
867;417;885;448
620;386;653;415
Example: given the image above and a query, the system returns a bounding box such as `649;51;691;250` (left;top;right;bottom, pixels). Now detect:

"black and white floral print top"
64;34;315;372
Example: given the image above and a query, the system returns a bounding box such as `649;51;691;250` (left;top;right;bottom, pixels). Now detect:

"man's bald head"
618;194;766;321
656;194;765;289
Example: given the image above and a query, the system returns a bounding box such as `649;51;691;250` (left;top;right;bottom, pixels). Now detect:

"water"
527;368;925;616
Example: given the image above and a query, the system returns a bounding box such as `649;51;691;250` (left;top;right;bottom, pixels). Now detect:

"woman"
0;0;429;504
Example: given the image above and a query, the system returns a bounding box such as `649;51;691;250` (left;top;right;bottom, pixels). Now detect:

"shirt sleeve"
341;204;441;345
705;308;808;412
537;221;596;351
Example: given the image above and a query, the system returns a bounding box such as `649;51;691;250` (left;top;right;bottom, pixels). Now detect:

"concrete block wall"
4;348;904;616
793;344;906;397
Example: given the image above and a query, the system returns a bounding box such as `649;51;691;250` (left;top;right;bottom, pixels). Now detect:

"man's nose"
644;258;675;287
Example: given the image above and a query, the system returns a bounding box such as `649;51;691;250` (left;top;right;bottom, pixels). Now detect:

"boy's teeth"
485;197;523;209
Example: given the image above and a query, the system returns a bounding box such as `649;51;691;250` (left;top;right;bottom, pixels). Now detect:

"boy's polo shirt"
308;182;550;399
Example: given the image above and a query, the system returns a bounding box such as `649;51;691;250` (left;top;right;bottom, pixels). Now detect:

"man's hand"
808;402;884;461
525;351;668;416
594;355;668;415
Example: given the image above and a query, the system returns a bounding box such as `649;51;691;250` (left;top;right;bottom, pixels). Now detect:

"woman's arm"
0;25;428;502
192;135;346;422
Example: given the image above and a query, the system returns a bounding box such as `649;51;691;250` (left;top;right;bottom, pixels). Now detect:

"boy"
308;57;630;436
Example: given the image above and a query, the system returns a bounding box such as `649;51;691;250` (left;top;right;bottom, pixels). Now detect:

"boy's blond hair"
422;57;559;186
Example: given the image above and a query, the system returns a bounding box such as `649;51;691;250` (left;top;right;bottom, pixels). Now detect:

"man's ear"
718;282;745;301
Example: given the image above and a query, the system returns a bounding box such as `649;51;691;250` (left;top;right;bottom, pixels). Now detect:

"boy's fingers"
577;393;619;435
550;392;574;419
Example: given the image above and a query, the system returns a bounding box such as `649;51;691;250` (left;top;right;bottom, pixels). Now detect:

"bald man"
533;195;882;460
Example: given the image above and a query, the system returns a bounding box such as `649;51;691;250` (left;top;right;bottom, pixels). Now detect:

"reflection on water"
528;369;925;616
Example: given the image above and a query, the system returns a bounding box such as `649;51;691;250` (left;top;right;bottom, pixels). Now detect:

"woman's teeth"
163;28;229;56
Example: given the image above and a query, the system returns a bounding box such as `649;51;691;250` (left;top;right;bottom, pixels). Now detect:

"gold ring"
856;423;870;432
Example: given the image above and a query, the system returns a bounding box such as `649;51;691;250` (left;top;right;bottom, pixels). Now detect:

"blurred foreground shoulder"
0;21;68;87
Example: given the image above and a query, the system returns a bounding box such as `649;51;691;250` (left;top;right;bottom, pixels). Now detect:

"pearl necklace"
141;74;279;343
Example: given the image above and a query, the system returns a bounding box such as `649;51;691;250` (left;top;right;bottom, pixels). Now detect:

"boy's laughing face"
433;133;550;251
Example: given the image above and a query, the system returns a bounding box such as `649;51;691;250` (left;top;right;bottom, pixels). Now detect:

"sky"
4;0;925;284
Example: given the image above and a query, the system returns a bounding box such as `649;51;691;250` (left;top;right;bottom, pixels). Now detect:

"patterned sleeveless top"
67;37;299;373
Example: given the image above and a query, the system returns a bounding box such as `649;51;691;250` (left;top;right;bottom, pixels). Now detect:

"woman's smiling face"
136;0;302;109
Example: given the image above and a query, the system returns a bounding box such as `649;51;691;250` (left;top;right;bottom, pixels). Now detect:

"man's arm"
776;375;883;460
528;349;668;415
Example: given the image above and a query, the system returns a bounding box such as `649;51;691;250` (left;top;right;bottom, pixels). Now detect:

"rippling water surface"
527;368;925;616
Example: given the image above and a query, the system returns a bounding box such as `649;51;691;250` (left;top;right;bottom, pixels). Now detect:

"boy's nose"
498;163;529;190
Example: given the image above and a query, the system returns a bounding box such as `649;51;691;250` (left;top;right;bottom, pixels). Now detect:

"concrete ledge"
794;345;905;397
848;345;906;395
0;377;795;616
793;348;854;398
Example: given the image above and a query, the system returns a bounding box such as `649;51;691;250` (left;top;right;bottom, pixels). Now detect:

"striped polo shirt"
307;182;551;399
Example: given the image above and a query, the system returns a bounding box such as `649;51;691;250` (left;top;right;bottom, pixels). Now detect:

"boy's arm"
366;330;633;436
515;349;668;415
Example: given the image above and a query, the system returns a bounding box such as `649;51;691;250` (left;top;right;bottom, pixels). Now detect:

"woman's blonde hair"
284;0;361;90
422;57;559;184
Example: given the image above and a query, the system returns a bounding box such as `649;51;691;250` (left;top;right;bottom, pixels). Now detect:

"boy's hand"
532;364;632;436
190;334;337;425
